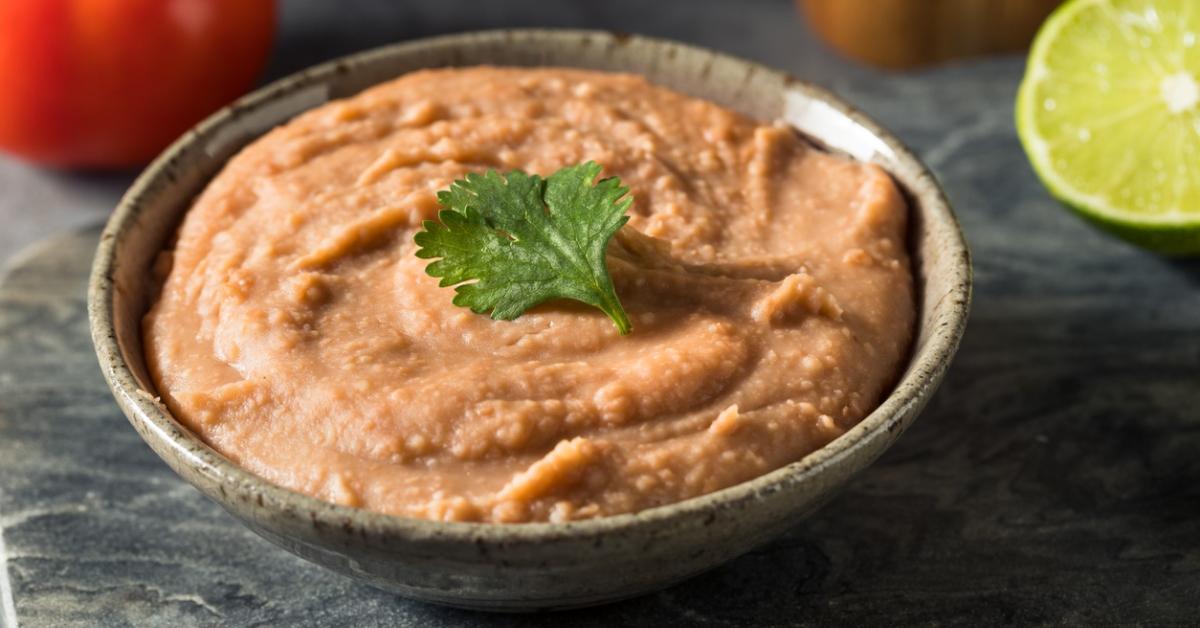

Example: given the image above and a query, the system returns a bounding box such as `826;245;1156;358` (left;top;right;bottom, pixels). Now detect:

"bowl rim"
88;28;971;544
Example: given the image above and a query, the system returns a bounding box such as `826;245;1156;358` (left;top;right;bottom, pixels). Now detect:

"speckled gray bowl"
88;29;971;611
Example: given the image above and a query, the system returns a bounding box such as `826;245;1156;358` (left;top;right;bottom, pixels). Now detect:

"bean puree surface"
144;67;914;523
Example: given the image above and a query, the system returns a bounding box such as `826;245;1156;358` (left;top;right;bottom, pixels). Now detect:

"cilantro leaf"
413;161;633;334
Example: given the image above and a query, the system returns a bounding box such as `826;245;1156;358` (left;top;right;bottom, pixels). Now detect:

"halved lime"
1017;0;1200;254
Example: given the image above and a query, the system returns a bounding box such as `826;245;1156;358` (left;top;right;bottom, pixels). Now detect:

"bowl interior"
90;29;970;540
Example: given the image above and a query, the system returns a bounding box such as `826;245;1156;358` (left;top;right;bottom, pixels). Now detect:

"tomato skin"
0;0;276;168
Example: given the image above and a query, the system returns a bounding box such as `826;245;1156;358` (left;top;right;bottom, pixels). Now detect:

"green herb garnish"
413;161;633;334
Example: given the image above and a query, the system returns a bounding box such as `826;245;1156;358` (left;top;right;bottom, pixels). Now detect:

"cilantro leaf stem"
413;161;633;334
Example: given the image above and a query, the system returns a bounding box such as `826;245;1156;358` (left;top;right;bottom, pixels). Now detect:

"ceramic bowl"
88;29;971;611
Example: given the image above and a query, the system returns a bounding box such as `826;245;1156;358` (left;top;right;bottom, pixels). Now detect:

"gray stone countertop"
2;1;1198;626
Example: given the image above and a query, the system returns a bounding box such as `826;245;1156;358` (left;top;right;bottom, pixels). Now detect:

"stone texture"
2;0;1199;626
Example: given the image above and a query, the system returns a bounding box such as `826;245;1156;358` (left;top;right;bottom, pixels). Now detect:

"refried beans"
143;67;914;523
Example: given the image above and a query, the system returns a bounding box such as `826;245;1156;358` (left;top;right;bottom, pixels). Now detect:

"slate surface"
2;1;1200;627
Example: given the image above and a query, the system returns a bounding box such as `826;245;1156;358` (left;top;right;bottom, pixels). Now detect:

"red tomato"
0;0;276;168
